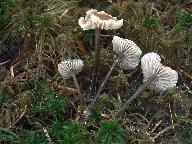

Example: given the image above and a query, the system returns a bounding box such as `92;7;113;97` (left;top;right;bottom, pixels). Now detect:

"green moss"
31;81;66;117
23;132;47;144
97;120;126;144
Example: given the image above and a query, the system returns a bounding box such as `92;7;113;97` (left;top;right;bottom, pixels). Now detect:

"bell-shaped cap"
58;59;84;79
141;52;178;92
78;9;123;30
112;36;142;70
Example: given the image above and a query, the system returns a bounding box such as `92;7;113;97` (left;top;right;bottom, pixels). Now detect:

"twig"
100;34;111;37
150;120;162;133
11;105;27;127
10;66;14;78
53;82;79;94
168;103;175;129
149;110;165;125
10;61;20;79
0;59;11;66
183;83;192;94
151;124;178;142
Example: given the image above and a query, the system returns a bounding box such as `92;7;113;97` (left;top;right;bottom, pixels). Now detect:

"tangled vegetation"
0;0;192;143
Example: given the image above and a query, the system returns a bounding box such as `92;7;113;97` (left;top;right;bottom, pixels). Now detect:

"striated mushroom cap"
78;9;123;30
58;59;84;79
141;52;178;93
112;36;142;70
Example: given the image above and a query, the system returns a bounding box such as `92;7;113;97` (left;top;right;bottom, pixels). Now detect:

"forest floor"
0;0;192;143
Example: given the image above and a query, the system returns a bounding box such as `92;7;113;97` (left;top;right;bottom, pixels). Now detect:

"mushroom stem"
90;56;121;108
72;73;82;105
115;75;156;116
91;28;101;95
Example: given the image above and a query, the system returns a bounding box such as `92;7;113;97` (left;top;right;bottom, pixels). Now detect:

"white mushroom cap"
112;36;142;70
141;52;178;93
78;9;123;30
58;59;84;79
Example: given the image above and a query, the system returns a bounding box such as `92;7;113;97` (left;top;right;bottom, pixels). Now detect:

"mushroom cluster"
141;52;178;93
112;36;142;70
56;8;179;114
78;9;123;30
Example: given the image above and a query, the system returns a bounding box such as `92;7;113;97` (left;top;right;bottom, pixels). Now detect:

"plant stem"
90;56;121;108
36;32;44;80
151;124;177;142
91;28;101;96
72;73;82;105
115;75;156;116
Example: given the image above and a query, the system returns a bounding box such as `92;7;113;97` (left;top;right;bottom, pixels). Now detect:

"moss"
0;0;191;143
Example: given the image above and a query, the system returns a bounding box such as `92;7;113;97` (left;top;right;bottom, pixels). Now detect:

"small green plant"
31;81;66;117
0;128;18;143
61;121;88;144
97;120;126;144
170;11;192;32
182;139;192;144
23;132;47;144
72;27;94;42
0;91;8;103
37;15;53;29
50;121;66;139
141;15;157;29
176;11;192;27
19;9;36;33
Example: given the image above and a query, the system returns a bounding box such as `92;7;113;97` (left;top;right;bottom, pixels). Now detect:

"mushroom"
112;36;142;70
141;52;178;93
78;9;123;95
78;9;123;30
90;36;142;108
115;52;178;116
58;59;84;103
